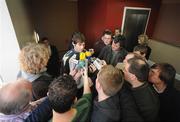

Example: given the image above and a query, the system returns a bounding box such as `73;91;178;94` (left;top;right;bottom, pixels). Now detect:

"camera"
93;58;103;70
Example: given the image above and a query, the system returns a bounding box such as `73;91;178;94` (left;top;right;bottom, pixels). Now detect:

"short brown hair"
72;32;85;44
133;45;148;56
48;75;77;113
151;63;176;87
102;29;112;36
97;65;124;96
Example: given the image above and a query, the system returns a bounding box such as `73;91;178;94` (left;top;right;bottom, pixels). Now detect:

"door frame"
121;7;151;34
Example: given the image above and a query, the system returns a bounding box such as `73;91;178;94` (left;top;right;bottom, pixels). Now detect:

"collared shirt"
17;71;47;82
0;112;30;122
0;104;36;122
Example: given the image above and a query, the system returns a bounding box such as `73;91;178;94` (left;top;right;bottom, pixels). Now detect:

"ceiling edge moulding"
162;0;180;4
67;0;78;2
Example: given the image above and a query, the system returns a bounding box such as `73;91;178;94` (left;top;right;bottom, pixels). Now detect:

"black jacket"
25;98;52;122
46;45;60;78
131;82;160;122
158;86;180;122
62;49;79;74
98;45;128;66
93;39;106;57
91;93;121;122
91;83;144;122
119;83;144;122
145;45;151;60
32;73;53;101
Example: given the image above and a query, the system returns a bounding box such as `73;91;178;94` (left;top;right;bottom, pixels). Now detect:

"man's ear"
96;79;101;90
101;36;104;41
131;74;137;81
73;97;77;104
142;53;146;58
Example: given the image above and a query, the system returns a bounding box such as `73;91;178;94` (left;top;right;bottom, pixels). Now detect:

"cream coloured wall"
149;40;180;76
6;0;35;48
0;0;20;83
151;1;180;80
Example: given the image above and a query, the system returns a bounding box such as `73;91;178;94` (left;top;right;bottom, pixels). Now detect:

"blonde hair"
19;43;50;74
138;34;149;45
98;65;124;96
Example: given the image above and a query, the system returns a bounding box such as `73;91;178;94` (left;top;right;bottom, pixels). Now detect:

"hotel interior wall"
0;0;21;83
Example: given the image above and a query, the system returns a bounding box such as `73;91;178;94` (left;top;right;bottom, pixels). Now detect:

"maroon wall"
78;0;161;48
153;2;180;45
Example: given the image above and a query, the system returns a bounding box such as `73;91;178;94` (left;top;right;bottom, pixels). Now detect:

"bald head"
0;79;32;115
127;57;149;82
123;52;142;64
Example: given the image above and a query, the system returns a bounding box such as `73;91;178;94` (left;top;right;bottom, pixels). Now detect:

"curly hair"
138;34;149;45
19;43;50;74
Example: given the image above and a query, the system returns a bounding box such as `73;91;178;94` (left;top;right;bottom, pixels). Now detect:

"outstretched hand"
82;67;88;78
69;68;82;81
82;67;93;87
89;64;97;73
101;60;107;66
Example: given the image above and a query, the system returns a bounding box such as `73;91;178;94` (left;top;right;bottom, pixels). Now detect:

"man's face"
123;62;132;82
102;34;112;45
148;68;161;84
74;42;85;52
138;37;144;44
115;29;120;36
112;41;120;51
